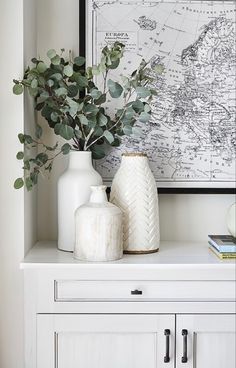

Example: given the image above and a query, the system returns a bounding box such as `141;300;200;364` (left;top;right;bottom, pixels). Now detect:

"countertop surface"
20;241;236;280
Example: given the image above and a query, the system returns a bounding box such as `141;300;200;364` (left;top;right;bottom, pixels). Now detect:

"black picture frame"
79;0;235;195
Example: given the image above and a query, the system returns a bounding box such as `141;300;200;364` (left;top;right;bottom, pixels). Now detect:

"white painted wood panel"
176;314;236;368
37;314;175;368
55;280;235;302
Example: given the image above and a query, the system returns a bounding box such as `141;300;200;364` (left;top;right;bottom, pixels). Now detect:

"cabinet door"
37;314;175;368
176;314;236;368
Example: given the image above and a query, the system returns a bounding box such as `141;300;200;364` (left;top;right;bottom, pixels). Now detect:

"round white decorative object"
226;203;236;238
57;151;102;252
110;152;160;254
74;185;123;261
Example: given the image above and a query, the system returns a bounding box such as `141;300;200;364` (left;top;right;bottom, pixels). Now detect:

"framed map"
85;0;236;189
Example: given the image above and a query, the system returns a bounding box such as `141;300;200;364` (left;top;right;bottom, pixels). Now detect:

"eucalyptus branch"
13;42;158;190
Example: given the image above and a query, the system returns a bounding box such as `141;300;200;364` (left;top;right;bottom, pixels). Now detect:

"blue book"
208;235;236;253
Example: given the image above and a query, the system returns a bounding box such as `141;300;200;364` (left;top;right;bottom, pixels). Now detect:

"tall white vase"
110;152;160;254
74;185;123;262
57;151;102;252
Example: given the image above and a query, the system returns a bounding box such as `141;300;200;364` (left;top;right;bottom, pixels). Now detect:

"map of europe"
89;0;236;187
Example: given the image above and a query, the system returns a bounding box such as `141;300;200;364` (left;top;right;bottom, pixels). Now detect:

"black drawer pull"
164;329;170;363
181;329;188;363
131;289;142;295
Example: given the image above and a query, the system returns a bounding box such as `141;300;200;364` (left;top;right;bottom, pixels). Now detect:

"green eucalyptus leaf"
124;107;135;120
23;160;30;170
37;62;47;73
136;86;151;98
108;59;120;70
123;125;133;135
98;62;106;73
91;145;106;160
30;171;39;185
51;55;60;65
74;56;86;66
14;178;24;189
67;98;79;117
132;100;144;113
139;111;151;123
54;123;62;135
55;87;67;97
98;113;108;127
47;79;54;87
90;89;102;100
77;75;88;87
75;129;82;139
144;104;151;113
25;177;33;191
13;84;24;95
35;102;44;111
35;124;43;139
16;151;24;160
68;84;78;98
47;49;57;59
94;127;104;137
83;104;99;116
86;67;93;79
111;137;121;147
103;130;114;144
59;124;74;140
31;79;38;88
51;112;59;122
108;79;123;98
61;143;71;155
94;93;106;105
92;66;100;76
50;73;62;81
63;64;73;77
18;133;25;144
29;87;39;97
24;135;33;144
78;114;88;125
40;91;49;99
36;152;48;164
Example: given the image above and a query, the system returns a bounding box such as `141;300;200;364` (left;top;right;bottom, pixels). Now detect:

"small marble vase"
226;203;236;238
110;152;160;254
74;186;123;261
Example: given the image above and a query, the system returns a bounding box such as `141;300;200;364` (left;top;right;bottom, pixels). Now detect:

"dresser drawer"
54;280;235;302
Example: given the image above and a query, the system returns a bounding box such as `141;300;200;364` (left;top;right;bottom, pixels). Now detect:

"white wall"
0;1;37;367
0;1;25;367
36;0;235;243
36;0;80;240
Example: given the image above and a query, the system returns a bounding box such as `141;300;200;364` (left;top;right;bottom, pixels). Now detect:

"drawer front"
54;280;235;302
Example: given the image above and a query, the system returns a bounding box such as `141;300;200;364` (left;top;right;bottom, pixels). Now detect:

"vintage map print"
87;0;236;187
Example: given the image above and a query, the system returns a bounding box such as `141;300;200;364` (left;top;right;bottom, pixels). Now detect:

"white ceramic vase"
226;203;236;238
74;185;123;261
57;151;102;252
110;152;160;254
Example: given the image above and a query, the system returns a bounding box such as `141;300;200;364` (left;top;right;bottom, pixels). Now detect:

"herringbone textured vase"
110;153;160;253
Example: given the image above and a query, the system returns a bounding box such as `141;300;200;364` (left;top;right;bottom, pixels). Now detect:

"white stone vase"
57;151;102;252
110;152;160;254
226;203;236;238
74;185;123;261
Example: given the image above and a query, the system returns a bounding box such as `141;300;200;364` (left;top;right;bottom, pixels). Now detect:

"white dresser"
21;241;236;368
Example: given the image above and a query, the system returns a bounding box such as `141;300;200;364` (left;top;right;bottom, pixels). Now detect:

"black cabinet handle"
164;329;170;363
181;329;188;363
131;289;142;295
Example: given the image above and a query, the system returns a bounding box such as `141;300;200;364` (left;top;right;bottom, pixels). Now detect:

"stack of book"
208;235;236;259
